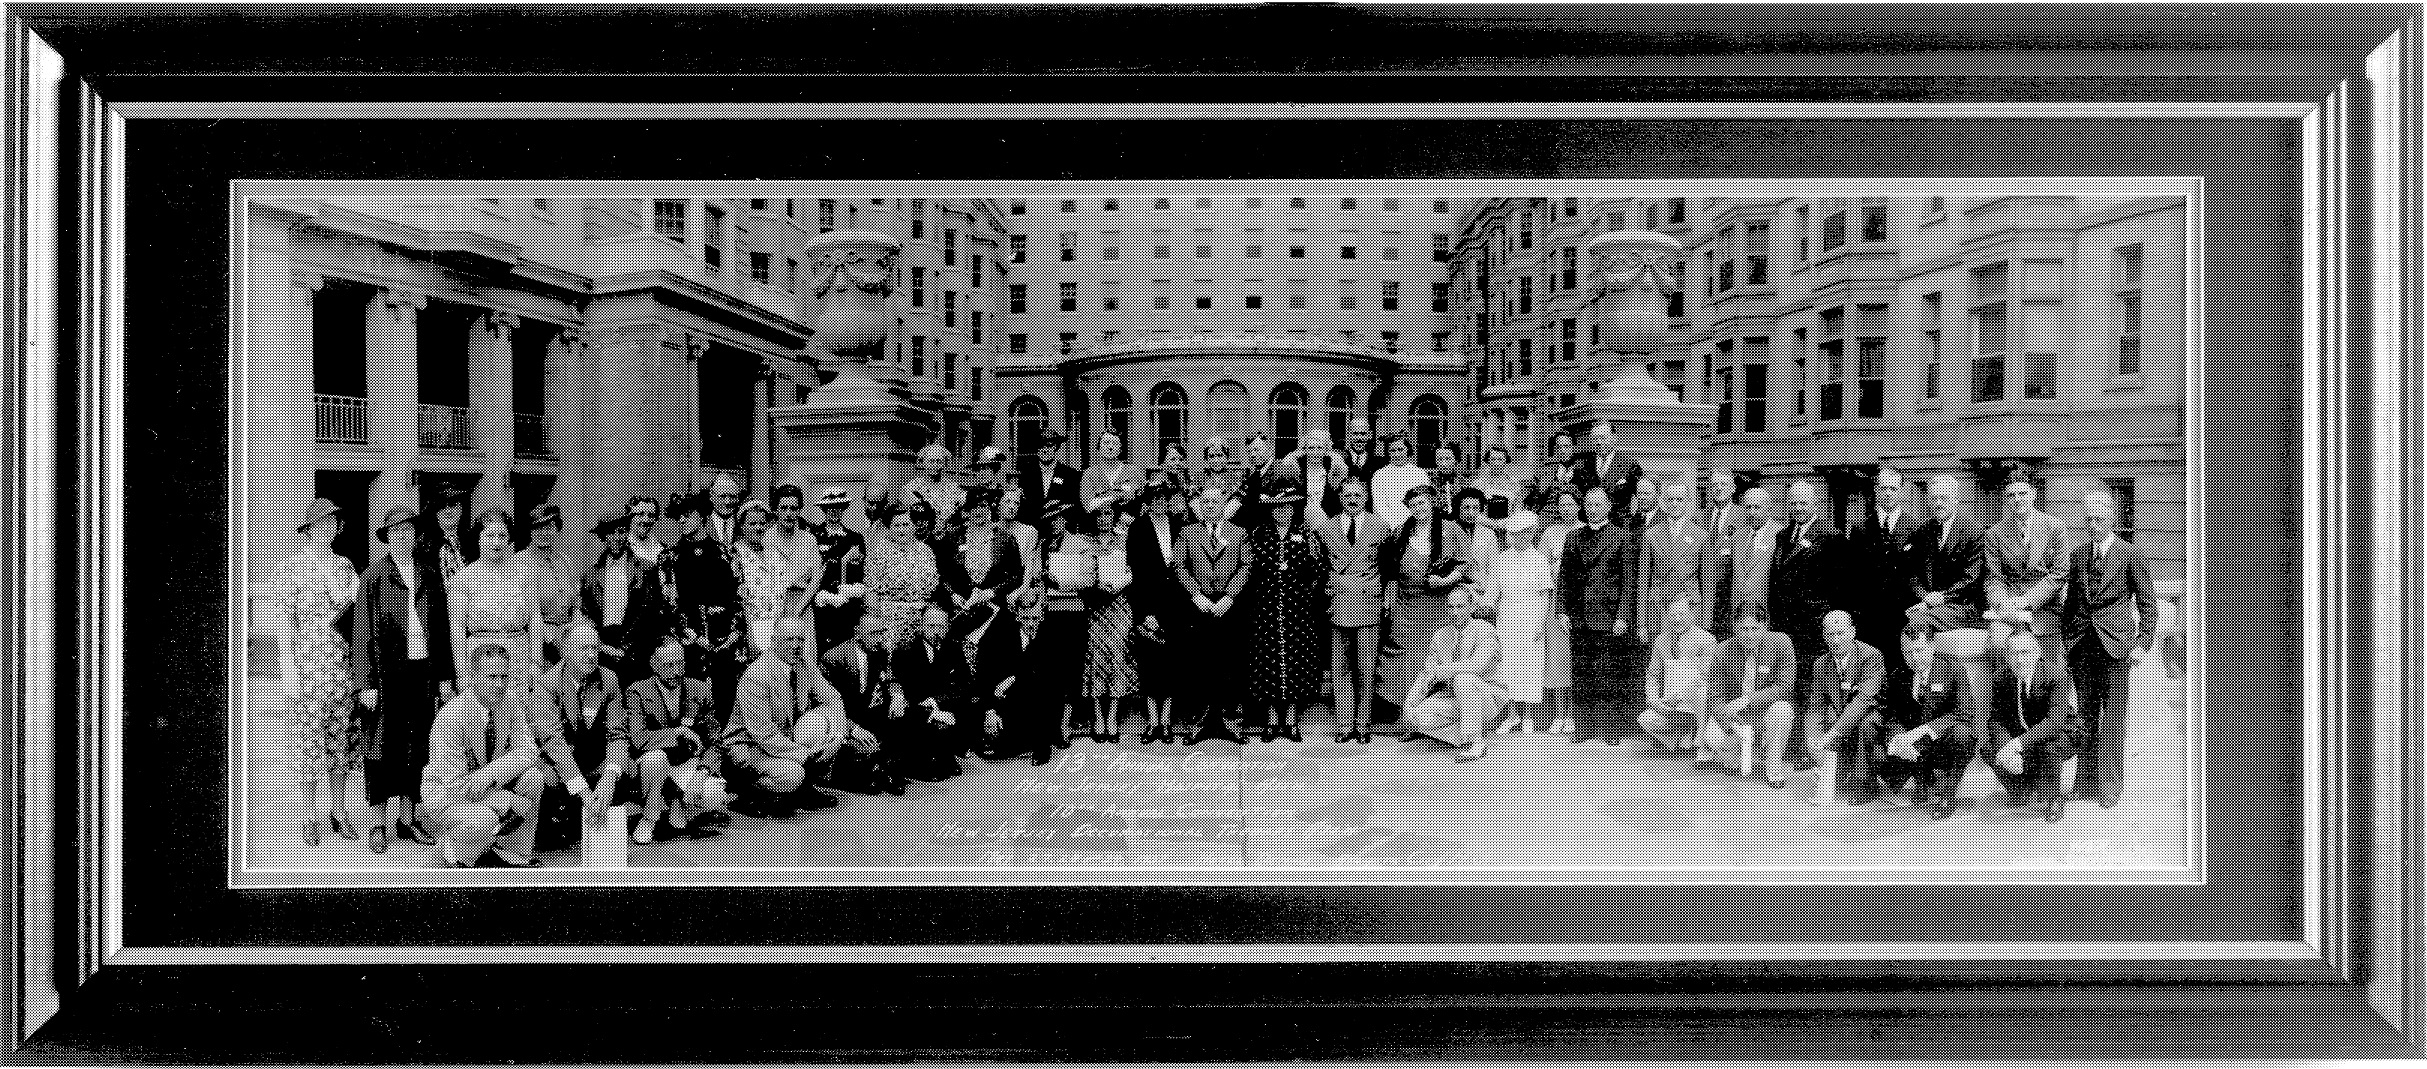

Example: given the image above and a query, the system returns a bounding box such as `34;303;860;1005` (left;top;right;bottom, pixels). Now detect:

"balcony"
417;403;475;451
513;412;554;459
313;394;369;445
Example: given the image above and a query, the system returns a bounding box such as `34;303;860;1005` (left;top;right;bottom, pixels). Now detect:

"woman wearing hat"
1078;495;1139;742
902;442;968;526
275;498;362;846
1482;511;1555;731
1374;482;1479;721
938;487;1024;642
350;505;454;855
451;509;545;703
1034;498;1092;745
1242;478;1331;742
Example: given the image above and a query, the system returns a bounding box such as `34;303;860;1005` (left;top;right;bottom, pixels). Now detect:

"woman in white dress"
1483;512;1553;732
1534;487;1584;735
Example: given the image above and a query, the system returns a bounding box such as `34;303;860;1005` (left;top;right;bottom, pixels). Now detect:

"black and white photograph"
235;183;2198;880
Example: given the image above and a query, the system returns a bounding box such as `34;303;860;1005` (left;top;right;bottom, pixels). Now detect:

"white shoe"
1455;743;1488;762
632;821;656;845
1496;716;1521;735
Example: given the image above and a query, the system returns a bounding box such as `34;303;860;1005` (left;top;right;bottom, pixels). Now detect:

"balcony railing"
314;394;369;445
513;412;554;459
417;403;475;451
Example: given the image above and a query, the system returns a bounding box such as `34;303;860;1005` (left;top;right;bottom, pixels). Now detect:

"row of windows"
1006;280;1429;314
1003;329;1439;356
1005;386;1452;466
1022;231;1450;263
1008;197;1454;215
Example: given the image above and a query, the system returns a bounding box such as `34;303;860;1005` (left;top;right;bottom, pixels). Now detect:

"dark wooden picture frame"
3;4;2418;1060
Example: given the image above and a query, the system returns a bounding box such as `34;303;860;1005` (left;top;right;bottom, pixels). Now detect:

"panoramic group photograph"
234;183;2194;880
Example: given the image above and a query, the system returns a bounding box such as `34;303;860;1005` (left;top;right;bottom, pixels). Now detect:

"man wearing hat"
580;510;669;686
351;505;455;855
1016;429;1083;528
806;487;869;653
517;503;580;667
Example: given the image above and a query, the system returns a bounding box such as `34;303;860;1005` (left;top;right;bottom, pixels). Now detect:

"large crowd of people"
268;417;2164;867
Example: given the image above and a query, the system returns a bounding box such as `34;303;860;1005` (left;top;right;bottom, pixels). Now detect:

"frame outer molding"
3;6;2423;1057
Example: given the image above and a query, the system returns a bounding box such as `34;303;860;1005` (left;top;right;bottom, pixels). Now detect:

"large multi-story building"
242;189;2185;651
1455;194;2187;590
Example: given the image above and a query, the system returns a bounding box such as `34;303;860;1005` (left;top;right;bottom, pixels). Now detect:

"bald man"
528;622;629;848
1905;475;1987;635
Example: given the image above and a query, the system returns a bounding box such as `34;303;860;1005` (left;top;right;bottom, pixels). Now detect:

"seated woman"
1403;584;1507;763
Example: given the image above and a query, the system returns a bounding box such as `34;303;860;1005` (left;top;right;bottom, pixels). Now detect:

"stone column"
769;231;939;514
551;327;590;529
1579;230;1714;495
243;213;316;641
591;323;667;513
366;287;423;519
474;311;518;519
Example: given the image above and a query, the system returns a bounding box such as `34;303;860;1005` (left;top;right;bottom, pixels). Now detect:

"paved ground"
241;661;2187;876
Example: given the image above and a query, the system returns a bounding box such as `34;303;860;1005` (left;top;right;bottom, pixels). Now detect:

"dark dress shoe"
1031;750;1053;766
2044;795;2068;823
1357;731;1373;744
1334;730;1357;743
1766;776;1788;789
1054;734;1073;749
1285;725;1303;742
797;789;839;810
330;813;359;841
403;820;437;846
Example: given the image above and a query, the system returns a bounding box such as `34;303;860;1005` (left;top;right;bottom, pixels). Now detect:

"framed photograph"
5;3;2419;1061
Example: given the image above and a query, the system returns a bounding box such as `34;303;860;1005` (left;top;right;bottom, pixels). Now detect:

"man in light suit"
422;643;545;867
1176;484;1257;743
1559;487;1638;744
1982;475;2072;661
2060;491;2158;809
1635;480;1716;635
1320;478;1388;742
1715;485;1779;626
1700;604;1800;785
1636;594;1718;752
1802;610;1888;805
722;616;851;816
1904;474;1987;635
1846;467;1921;658
527;622;628;851
621;638;723;844
1984;630;2084;823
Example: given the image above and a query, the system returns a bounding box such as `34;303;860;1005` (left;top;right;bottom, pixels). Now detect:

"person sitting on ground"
721;616;847;816
1404;584;1507;763
527;621;630;850
622;637;728;843
421;643;545;868
1636;594;1717;752
1697;603;1800;787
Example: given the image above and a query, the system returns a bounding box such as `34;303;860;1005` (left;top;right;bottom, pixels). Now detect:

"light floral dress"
863;536;942;649
274;546;360;783
732;540;796;654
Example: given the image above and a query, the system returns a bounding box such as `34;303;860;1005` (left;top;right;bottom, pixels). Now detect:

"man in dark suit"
1767;480;1842;768
1984;630;2085;822
1016;429;1084;528
973;590;1060;764
2060;490;2159;809
1702;604;1800;785
1802;611;1887;805
1571;421;1646;516
527;622;629;851
1175;484;1257;743
1340;417;1386;488
1559;486;1638;744
1873;625;1982;819
819;613;925;788
895;605;986;762
1231;434;1283;530
1845;466;1922;657
351;505;455;855
1904;474;1988;635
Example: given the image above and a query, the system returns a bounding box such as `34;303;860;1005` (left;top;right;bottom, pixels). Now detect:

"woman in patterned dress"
1533;486;1584;735
899;442;967;529
859;503;946;651
1079;497;1138;741
1242;478;1332;742
730;499;795;657
450;509;543;700
275;498;360;846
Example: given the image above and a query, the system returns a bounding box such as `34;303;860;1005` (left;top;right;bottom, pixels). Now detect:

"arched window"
1149;382;1190;463
1409;394;1449;467
1207;381;1250;443
1101;385;1133;450
1010;396;1050;460
1324;385;1356;449
1268;382;1309;457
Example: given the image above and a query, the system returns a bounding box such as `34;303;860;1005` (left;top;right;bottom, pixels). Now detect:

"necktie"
787;666;800;724
1913;673;1925;702
484;710;497;763
1346;517;1357;545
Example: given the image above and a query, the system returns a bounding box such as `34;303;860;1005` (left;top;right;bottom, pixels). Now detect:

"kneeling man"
529;622;629;850
1636;594;1717;752
1698;604;1798;786
1984;630;2085;823
1802;611;1888;805
422;643;545;867
1874;626;1982;818
622;638;727;843
722;617;858;815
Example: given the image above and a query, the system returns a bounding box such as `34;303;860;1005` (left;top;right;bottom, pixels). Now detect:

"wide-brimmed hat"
296;497;343;533
816;487;853;508
525;503;563;530
972;445;1007;469
1501;510;1540;535
427;485;472;509
1256;478;1308;507
1038;499;1077;522
590;511;631;538
375;505;421;543
1038;429;1069;446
